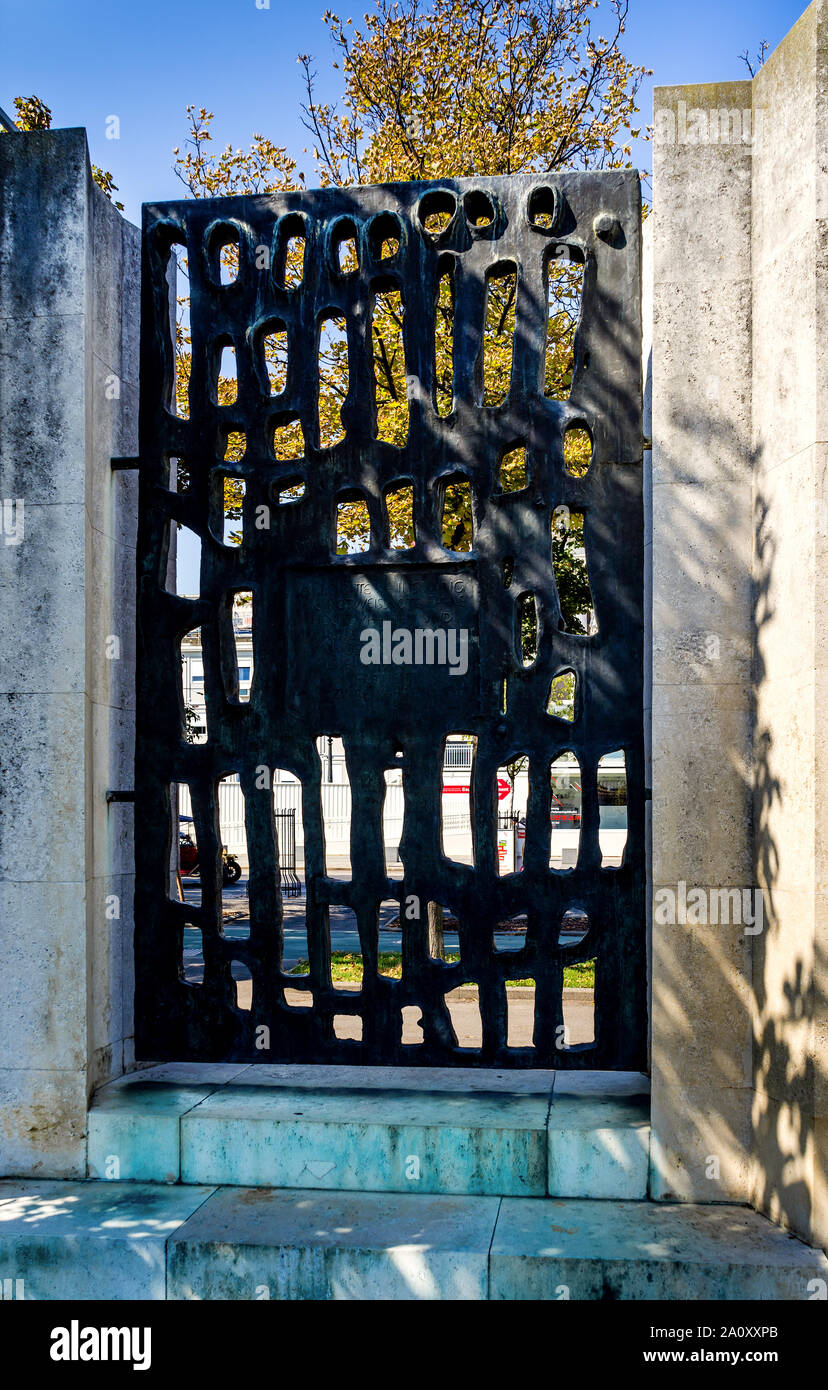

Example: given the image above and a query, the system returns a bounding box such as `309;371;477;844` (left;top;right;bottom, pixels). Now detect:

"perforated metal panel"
135;171;645;1067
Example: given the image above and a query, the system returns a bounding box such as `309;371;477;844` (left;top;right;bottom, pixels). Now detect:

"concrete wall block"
88;700;135;878
651;288;752;490
0;313;87;504
817;445;828;675
652;619;752;690
816;218;828;451
109;462;140;553
754;685;817;896
752;240;819;459
120;884;136;1058
0;128;138;1177
0;691;86;881
651;683;753;886
651;73;757;1215
0;502;86;695
744;0;828;1250
88;359;138;545
752;3;821;243
89;187;127;379
652;153;752;279
652;23;828;1241
0;880;87;1071
652;87;753;281
651;481;754;685
0;1071;88;1178
89;187;140;389
813;1118;828;1250
87;871;134;1065
815;892;828;1120
85;530;136;712
119;226;141;394
88;380;139;549
754;447;817;683
0;130;89;322
815;0;828;218
752;882;818;1079
751;1087;816;1245
650;1081;754;1202
651;919;753;1087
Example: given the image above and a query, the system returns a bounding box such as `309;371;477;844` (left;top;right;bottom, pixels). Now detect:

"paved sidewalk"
272;983;593;1047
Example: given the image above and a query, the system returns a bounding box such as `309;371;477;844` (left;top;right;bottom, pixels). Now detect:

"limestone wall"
750;0;828;1251
0;128;138;1176
650;79;756;1205
650;1;828;1249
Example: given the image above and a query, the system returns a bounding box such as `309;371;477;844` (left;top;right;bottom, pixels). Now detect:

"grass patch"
560;959;595;989
290;952;594;988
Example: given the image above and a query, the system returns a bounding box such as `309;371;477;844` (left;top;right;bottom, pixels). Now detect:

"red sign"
443;779;511;801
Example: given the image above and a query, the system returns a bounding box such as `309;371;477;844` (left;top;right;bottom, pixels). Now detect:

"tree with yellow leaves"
173;0;648;627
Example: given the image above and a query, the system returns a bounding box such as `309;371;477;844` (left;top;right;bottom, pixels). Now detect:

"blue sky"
1;0;807;226
1;0;806;590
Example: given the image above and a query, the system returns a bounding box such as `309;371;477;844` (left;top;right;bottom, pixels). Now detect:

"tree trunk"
427;900;445;960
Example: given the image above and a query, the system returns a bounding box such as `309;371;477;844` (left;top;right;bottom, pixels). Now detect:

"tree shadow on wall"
752;487;820;1244
650;390;822;1247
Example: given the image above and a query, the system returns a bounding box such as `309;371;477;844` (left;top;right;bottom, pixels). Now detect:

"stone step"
0;1181;824;1301
489;1198;828;1301
87;1063;650;1200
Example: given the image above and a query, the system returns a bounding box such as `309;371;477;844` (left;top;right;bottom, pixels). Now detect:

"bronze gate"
134;171;645;1068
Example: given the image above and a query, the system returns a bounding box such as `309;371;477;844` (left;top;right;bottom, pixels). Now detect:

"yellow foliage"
172;2;649;549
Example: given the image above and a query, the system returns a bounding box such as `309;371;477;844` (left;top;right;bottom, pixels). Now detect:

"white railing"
178;778;248;853
443;742;473;769
179;778;625;866
179;777;406;857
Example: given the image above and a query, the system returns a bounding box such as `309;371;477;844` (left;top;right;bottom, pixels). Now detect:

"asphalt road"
180;877;584;971
178;878;594;1047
